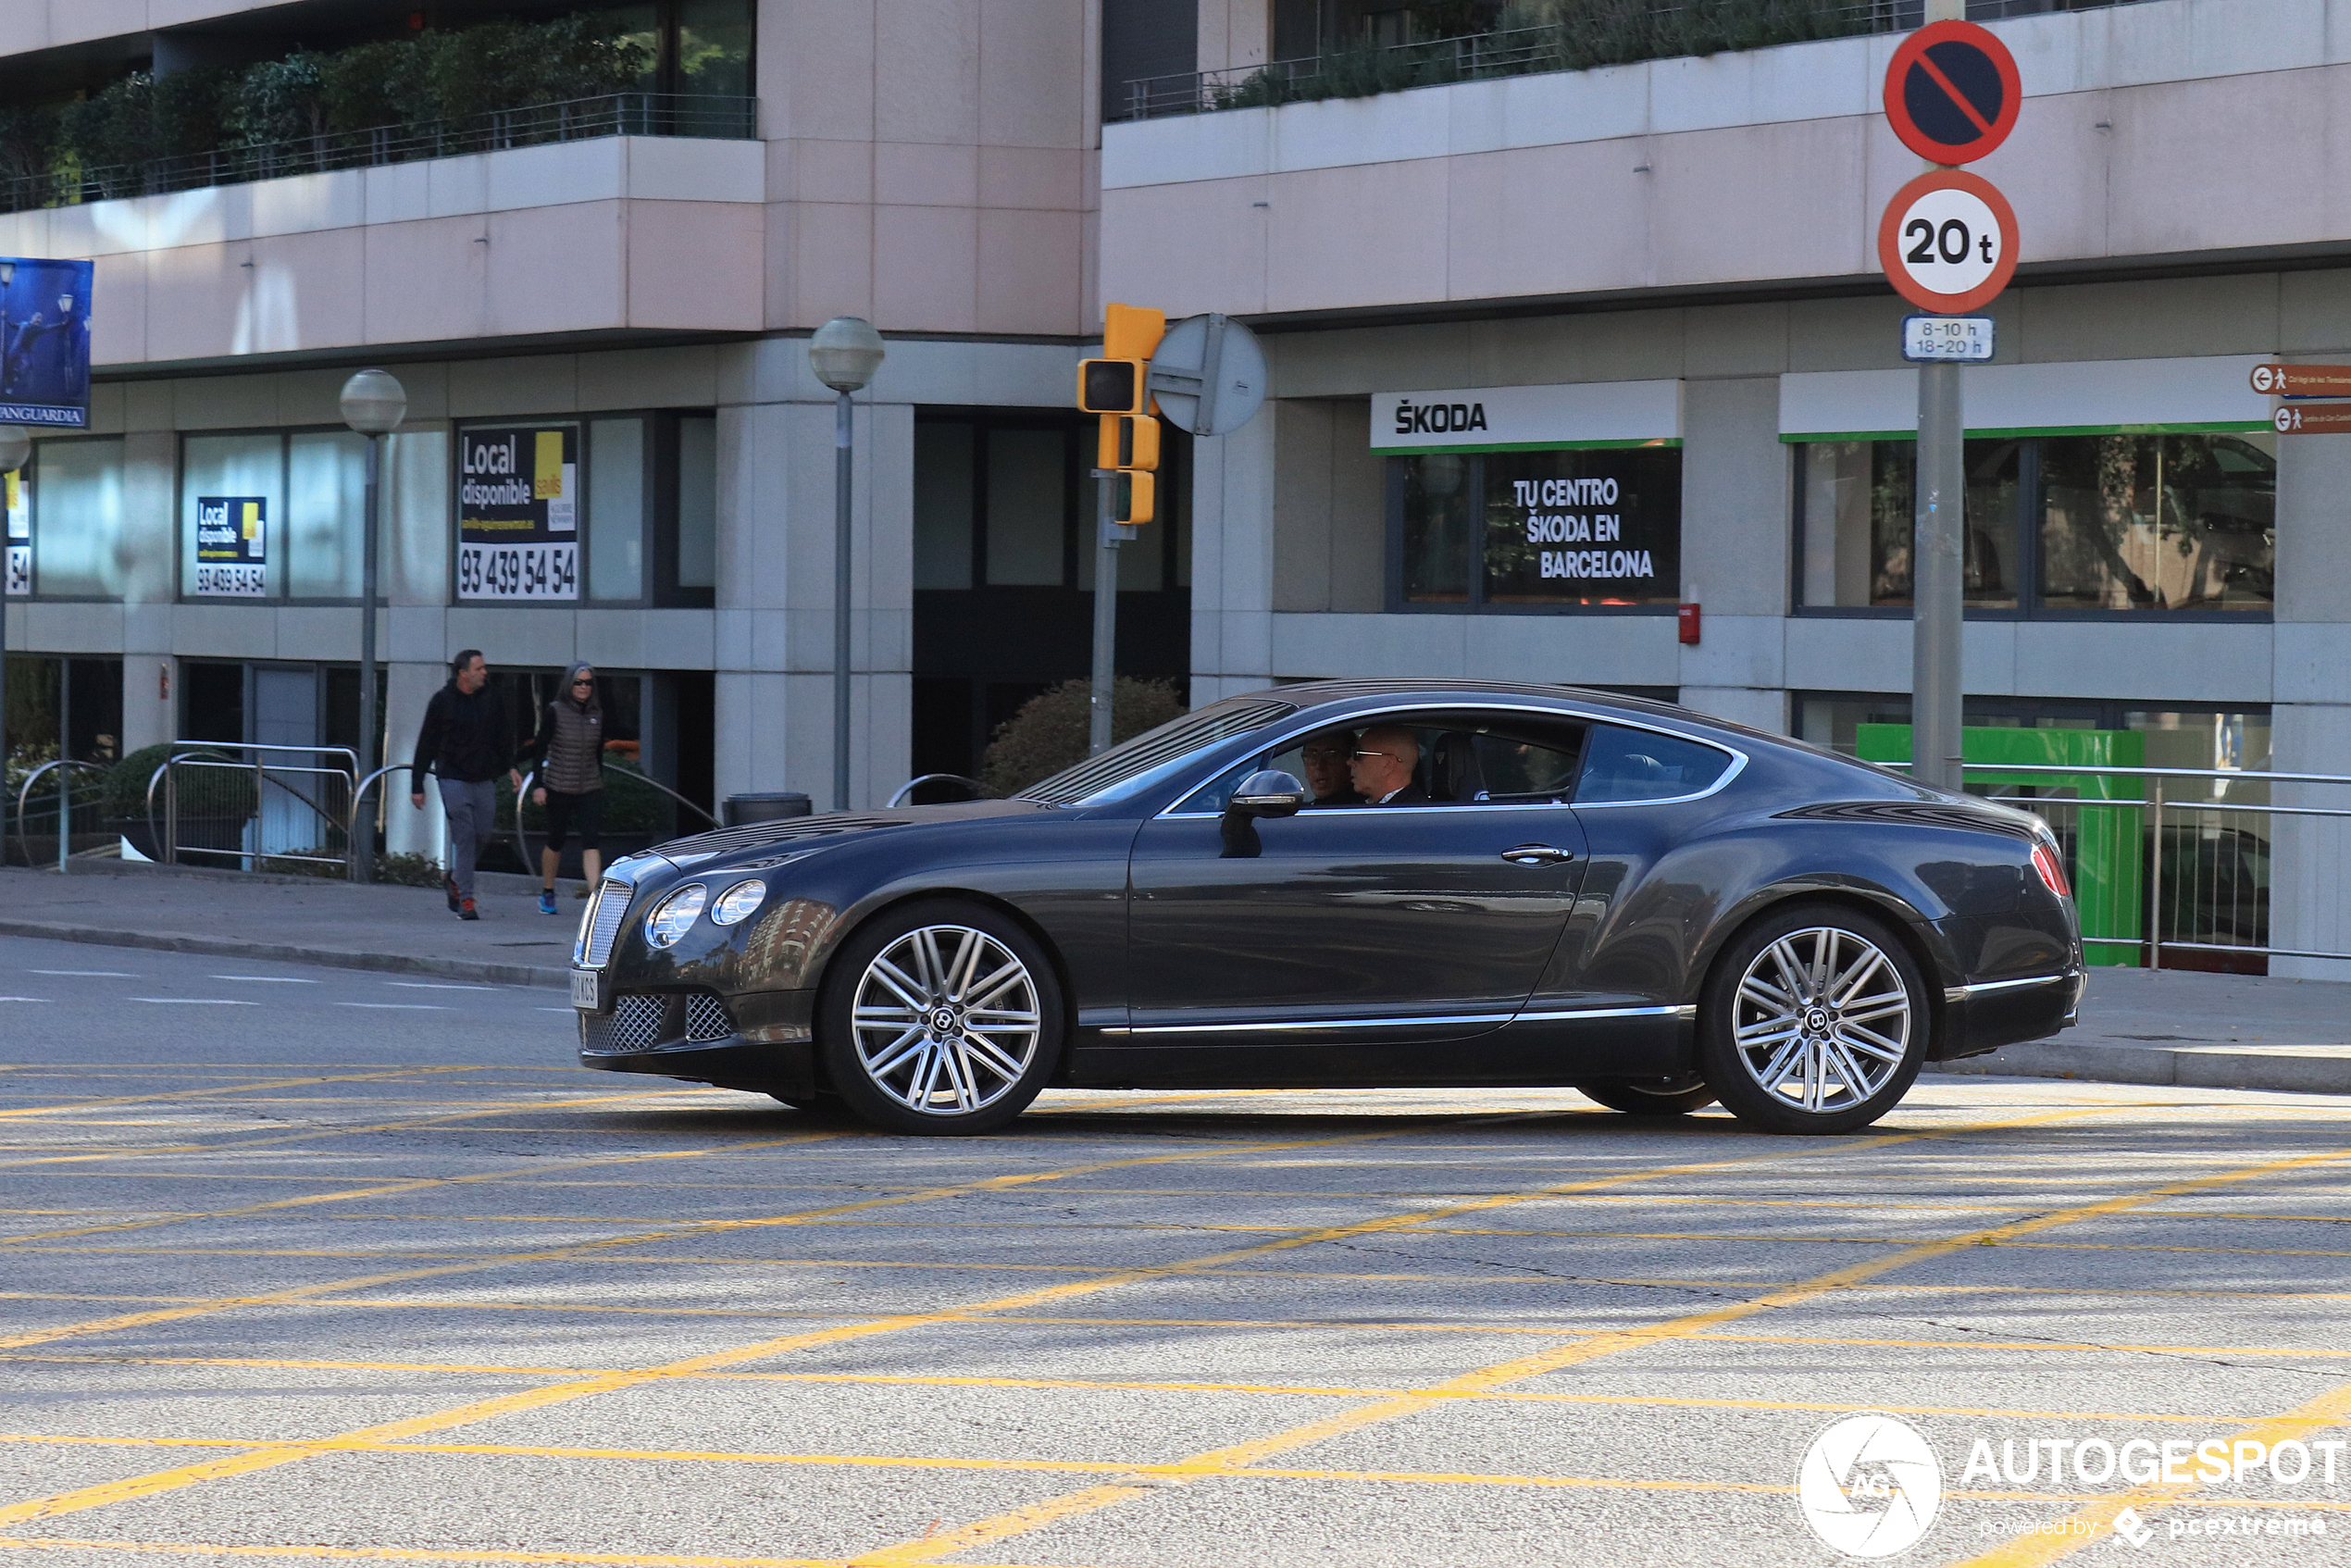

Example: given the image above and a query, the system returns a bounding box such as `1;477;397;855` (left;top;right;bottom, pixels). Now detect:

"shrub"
104;742;256;821
226;52;327;147
977;678;1188;799
319;41;433;136
0;103;58;185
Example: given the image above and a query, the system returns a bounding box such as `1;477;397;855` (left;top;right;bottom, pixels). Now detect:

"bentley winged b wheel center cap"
852;923;1043;1116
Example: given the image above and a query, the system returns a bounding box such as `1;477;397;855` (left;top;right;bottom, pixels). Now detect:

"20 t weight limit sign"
1877;169;2018;315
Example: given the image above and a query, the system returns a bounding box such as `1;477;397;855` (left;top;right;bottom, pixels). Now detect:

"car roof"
1258;678;1751;738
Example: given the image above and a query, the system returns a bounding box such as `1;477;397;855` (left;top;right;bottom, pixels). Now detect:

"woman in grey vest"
520;662;606;915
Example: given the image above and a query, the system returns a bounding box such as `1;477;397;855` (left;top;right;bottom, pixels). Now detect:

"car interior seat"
1430;731;1487;803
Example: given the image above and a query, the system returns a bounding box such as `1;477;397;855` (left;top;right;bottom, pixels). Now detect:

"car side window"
1574;725;1734;803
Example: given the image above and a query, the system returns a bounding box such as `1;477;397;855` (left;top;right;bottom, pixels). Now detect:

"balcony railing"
0;92;757;218
1117;0;2158;121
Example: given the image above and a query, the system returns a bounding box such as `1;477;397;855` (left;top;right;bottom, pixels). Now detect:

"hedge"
978;678;1188;799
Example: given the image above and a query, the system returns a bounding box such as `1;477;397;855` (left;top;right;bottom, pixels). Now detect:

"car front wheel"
817;900;1063;1136
1698;903;1928;1136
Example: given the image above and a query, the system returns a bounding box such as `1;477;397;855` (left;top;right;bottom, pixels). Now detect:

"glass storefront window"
2038;432;2274;612
985;427;1067;586
676;415;717;591
1796;438;2019;609
31;438;124;600
285;431;367;600
587;417;645;602
180;434;285;601
1397;446;1680;609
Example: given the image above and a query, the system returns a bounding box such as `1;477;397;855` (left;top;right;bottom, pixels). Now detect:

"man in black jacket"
410;650;520;919
1347;726;1428;807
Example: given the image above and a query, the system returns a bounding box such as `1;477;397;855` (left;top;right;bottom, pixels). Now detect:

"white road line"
337;1002;450;1010
535;1007;576;1013
127;998;258;1006
0;997;49;1003
211;976;319;984
385;981;496;991
29;970;135;977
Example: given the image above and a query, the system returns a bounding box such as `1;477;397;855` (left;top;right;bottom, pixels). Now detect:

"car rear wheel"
1698;902;1928;1136
817;900;1063;1136
1575;1080;1716;1115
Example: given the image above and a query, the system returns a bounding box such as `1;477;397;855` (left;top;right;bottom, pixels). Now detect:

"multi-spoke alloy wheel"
1700;905;1927;1135
819;902;1062;1135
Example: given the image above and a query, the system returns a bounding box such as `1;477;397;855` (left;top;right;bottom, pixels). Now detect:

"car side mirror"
1219;770;1304;859
1229;770;1306;818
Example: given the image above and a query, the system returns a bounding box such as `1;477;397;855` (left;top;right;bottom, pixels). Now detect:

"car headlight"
644;883;707;948
710;879;766;927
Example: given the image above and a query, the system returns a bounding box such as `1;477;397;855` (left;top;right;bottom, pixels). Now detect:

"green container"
1857;724;2145;967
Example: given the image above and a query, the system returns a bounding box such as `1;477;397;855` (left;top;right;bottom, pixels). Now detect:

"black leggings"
542;789;604;852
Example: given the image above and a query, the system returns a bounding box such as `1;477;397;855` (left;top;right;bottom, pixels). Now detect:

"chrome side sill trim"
1099;1001;1696;1038
1511;1003;1697;1023
1943;972;2071;1003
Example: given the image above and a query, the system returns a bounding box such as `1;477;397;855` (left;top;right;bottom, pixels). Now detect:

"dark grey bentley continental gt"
571;680;2083;1136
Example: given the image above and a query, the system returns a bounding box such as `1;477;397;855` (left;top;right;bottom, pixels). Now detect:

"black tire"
1576;1081;1716;1115
1698;901;1929;1136
816;898;1064;1136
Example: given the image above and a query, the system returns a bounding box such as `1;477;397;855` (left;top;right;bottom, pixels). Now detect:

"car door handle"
1500;843;1576;866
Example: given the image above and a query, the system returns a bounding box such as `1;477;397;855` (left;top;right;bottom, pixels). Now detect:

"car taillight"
2031;842;2071;900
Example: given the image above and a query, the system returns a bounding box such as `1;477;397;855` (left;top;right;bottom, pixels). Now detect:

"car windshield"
1019;696;1297;806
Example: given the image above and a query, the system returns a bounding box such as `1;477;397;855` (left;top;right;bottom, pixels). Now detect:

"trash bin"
724;791;813;827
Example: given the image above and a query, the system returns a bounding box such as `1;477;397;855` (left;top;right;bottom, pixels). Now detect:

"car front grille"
579;990;736;1055
685;992;734;1041
577;878;634;966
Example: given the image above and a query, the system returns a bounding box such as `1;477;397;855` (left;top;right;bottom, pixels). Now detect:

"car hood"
611;798;1055;880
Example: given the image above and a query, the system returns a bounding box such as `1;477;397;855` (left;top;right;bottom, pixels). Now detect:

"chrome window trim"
1943;972;2072;1003
1100;1000;1695;1037
1152;700;1748;820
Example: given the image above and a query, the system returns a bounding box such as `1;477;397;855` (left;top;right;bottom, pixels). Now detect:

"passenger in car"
1350;727;1427;806
1298;729;1365;806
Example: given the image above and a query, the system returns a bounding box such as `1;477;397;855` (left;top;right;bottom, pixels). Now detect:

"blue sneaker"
538;889;559;915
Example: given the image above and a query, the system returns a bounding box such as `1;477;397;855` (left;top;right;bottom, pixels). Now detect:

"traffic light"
1076;303;1165;415
1097;412;1160;473
1113;469;1154;528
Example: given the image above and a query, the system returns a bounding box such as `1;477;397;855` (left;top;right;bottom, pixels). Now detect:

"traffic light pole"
1088;471;1121;757
1911;362;1964;793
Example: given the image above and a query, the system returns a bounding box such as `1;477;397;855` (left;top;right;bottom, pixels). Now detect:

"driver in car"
1349;727;1427;806
1298;729;1364;806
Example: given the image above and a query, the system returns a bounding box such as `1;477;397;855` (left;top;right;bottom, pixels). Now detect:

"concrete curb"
1928;1039;2351;1096
0;919;570;990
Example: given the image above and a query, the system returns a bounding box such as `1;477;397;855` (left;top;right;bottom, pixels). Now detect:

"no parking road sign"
1885;19;2021;166
1877;169;2019;314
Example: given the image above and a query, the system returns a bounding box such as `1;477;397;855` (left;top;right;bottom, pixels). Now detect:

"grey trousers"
437;777;499;900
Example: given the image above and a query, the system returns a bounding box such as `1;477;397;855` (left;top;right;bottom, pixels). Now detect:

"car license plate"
570;969;601;1011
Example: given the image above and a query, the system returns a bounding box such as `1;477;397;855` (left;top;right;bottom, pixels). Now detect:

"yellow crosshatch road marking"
1955;1379;2351;1566
0;1087;717;1170
0;1102;2117;1534
0;1064;493;1117
0;1114;1511;1354
0;1537;927;1568
857;1130;2351;1564
11;1430;2335;1497
0;1128;852;1247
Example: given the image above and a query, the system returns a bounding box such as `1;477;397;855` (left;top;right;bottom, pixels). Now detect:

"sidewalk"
2;861;2347;1093
0;861;579;988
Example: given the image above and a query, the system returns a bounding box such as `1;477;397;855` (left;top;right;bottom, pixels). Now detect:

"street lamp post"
340;369;406;882
0;424;28;863
807;317;885;814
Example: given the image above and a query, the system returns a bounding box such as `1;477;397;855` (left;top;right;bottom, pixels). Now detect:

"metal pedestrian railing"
0;92;756;217
11;758;106;871
1870;760;2317;970
1117;0;2159;121
157;742;357;875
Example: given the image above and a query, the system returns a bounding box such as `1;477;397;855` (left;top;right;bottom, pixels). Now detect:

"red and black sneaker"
443;875;461;913
458;897;479;921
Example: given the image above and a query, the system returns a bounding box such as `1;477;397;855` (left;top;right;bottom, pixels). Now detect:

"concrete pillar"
2268;426;2351;979
713;390;912;807
1675;376;1790;732
118;430;176;754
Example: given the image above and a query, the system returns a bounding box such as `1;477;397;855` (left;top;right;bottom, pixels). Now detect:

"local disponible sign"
456;424;578;602
193;495;267;597
4;467;26;596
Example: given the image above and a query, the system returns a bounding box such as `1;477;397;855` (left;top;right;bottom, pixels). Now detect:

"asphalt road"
4;934;2351;1567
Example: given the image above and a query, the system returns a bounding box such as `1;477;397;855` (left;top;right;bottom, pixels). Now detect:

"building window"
27;438;127;600
1794;431;2270;616
1390;445;1681;612
180;429;368;603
